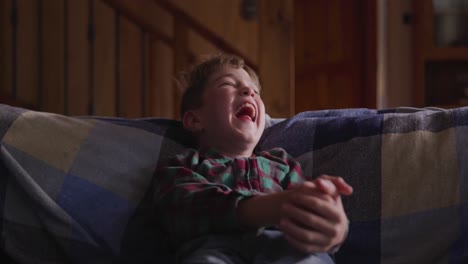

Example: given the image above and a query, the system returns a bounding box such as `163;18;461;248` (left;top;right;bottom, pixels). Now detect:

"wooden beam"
362;0;377;108
102;0;174;46
150;38;175;119
118;16;143;118
41;0;65;114
173;19;189;119
153;0;258;72
259;0;294;118
94;0;117;116
0;0;13;98
67;0;89;115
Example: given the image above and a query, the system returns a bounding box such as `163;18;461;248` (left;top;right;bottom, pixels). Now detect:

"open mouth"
234;102;256;122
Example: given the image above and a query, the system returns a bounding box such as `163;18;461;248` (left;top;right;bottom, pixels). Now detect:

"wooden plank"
142;32;150;117
102;0;173;44
295;0;330;76
94;0;116;116
188;29;221;59
16;0;39;108
363;0;376;108
340;0;361;108
296;73;359;111
328;0;345;63
413;0;431;107
295;76;320;111
173;19;189;118
259;0;293;117
67;0;89;115
332;73;360;108
0;0;13;98
150;39;174;119
118;15;142;118
41;0;65;114
294;0;367;112
171;0;258;66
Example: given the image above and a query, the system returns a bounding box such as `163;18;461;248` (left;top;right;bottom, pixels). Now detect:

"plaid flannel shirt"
154;147;304;249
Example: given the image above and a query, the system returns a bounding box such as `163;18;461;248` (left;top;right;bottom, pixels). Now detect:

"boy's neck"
199;143;255;158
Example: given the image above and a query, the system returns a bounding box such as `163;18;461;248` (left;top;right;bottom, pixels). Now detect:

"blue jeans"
177;230;335;264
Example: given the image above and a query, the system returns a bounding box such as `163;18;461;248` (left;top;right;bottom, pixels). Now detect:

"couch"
0;103;467;263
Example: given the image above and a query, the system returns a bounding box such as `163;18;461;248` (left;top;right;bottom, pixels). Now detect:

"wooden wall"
171;0;258;64
294;0;376;112
1;0;375;118
0;0;295;118
0;0;179;118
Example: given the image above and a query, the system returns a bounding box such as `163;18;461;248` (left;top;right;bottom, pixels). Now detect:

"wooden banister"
101;0;173;47
152;0;258;72
102;0;258;71
97;0;263;117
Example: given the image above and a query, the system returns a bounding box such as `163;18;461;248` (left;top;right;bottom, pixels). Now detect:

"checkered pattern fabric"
1;104;467;263
260;107;468;263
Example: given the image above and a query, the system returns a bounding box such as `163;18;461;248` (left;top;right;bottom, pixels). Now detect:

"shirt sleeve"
153;149;256;248
260;148;306;189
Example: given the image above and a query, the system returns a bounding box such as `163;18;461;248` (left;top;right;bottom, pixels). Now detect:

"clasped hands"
278;175;353;253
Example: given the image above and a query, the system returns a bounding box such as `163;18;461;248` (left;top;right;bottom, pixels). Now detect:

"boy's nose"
240;87;255;97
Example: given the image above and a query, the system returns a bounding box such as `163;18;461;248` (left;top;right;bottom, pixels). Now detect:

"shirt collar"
199;147;256;160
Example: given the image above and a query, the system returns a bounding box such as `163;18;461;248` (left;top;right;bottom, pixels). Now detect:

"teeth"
235;102;256;120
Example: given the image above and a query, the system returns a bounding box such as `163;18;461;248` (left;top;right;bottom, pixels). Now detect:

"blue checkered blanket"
1;104;467;263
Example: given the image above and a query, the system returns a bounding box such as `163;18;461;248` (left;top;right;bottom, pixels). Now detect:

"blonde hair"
179;53;260;118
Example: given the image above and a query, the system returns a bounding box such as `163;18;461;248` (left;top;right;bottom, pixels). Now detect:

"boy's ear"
182;110;204;133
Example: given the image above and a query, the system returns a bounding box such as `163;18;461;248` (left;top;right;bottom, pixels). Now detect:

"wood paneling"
413;0;432;106
259;0;294;117
363;0;376;109
172;0;258;65
143;33;151;116
294;0;365;112
3;0;376;118
188;29;221;59
41;0;65;113
94;0;116;116
0;0;13;98
17;0;39;107
67;0;89;115
150;40;175;118
103;0;173;41
118;16;143;118
173;19;189;117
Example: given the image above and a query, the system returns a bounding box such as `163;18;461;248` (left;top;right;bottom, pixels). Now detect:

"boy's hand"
278;176;353;253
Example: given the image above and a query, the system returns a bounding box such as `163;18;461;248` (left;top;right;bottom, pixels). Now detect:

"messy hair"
178;53;260;119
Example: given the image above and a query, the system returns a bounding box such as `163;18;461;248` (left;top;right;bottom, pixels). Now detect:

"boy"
154;54;353;263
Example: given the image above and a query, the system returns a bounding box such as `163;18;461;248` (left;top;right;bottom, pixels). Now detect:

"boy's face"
185;66;266;157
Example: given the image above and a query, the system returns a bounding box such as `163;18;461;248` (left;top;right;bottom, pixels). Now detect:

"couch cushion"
0;104;191;263
1;103;468;263
259;107;468;263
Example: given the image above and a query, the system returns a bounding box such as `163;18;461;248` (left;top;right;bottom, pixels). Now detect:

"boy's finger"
279;218;331;253
315;179;338;196
289;193;342;223
318;175;353;196
281;202;337;235
298;182;334;201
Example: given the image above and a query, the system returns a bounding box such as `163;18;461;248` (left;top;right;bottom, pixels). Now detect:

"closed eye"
220;81;236;87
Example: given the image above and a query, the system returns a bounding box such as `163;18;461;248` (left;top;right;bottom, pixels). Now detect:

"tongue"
236;108;252;120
